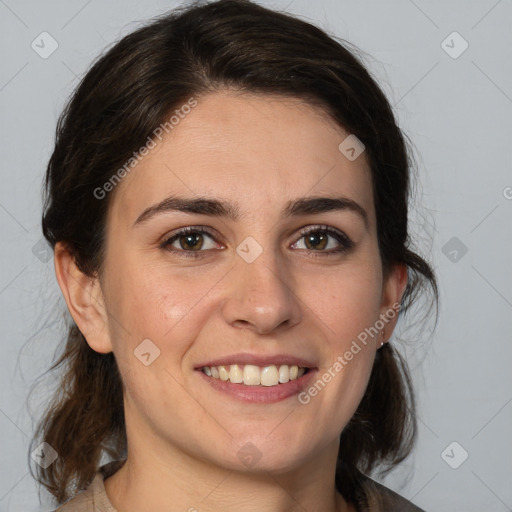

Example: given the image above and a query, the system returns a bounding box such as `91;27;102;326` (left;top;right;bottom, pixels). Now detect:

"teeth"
278;364;289;383
260;365;279;386
229;364;243;384
218;365;229;381
201;364;308;386
243;364;261;385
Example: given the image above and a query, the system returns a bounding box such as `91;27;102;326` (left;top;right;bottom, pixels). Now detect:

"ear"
54;241;113;354
379;263;408;342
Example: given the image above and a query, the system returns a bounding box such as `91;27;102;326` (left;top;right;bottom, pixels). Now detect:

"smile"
201;364;309;387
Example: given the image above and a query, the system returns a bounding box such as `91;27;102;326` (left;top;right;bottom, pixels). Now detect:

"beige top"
54;459;425;511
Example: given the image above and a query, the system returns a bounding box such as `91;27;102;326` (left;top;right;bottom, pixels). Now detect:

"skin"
55;90;407;512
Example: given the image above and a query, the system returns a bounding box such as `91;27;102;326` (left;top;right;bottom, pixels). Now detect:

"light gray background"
1;0;511;510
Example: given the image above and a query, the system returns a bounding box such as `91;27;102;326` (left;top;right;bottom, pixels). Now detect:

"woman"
31;0;438;510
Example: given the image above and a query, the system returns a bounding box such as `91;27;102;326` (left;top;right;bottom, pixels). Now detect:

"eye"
160;226;221;258
291;225;354;256
160;224;354;259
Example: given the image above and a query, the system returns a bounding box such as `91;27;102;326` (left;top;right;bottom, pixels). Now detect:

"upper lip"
194;352;317;369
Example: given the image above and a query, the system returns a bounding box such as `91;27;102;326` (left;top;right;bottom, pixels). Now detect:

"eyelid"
160;225;218;242
296;224;350;241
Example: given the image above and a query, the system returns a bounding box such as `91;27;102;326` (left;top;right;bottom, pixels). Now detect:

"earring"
379;330;385;348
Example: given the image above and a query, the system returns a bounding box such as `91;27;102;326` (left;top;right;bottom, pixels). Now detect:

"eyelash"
160;225;354;259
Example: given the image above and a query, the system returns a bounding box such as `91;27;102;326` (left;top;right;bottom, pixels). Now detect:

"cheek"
104;266;212;417
104;260;220;358
301;263;382;343
298;272;380;439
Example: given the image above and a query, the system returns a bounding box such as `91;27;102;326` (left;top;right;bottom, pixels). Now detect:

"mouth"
199;363;310;387
195;359;317;403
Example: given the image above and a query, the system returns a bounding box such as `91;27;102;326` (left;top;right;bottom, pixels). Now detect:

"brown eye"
161;227;220;258
303;231;328;250
292;226;354;255
177;232;205;251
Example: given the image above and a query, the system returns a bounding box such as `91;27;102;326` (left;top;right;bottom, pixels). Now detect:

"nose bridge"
221;237;302;333
241;247;286;300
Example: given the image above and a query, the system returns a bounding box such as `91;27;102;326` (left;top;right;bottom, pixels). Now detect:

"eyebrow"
133;195;369;230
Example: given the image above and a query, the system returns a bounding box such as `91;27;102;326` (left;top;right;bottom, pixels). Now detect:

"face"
77;90;405;475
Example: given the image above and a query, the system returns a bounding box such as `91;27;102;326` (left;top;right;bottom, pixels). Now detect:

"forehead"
110;90;375;228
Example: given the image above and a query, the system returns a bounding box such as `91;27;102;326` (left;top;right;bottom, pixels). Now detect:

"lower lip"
196;368;317;403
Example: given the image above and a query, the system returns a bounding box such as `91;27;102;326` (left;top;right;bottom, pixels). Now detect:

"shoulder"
53;460;125;512
356;474;426;512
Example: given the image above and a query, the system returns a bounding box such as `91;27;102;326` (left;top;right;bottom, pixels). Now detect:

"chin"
211;433;318;476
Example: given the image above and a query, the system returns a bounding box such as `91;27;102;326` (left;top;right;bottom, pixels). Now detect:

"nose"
221;245;303;335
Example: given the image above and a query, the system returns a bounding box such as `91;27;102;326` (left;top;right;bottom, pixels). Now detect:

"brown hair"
30;0;438;505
